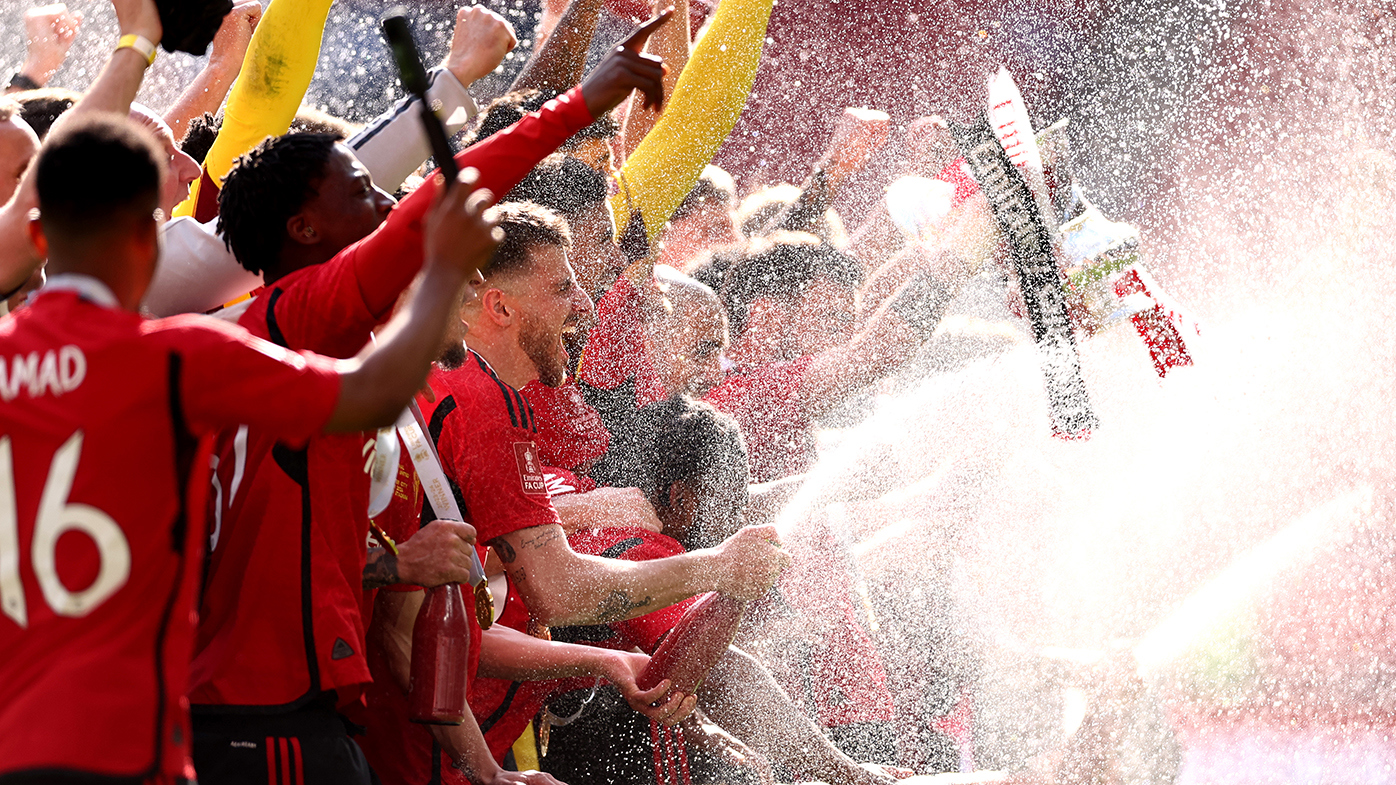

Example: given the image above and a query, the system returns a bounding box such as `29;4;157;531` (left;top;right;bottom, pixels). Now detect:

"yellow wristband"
116;34;158;66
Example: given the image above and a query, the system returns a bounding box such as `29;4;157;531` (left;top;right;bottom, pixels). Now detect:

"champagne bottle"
637;593;747;693
409;583;471;724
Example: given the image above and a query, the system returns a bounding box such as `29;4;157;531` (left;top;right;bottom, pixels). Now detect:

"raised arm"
608;0;774;255
758;108;890;236
349;6;516;193
342;19;668;320
69;0;161;116
510;0;606;94
846;116;960;271
618;0;690;164
2;0;159;293
7;4;83;94
161;1;261;143
492;523;787;627
172;0;333;218
800;261;964;416
327;170;500;432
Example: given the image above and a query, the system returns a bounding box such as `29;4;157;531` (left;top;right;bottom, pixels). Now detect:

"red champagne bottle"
409;582;471;724
637;593;747;693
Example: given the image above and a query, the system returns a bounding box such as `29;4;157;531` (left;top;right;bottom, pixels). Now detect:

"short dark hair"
14;88;80;140
217;132;340;275
486;201;572;279
689;243;749;295
505;154;607;222
463;89;618;149
719;234;864;336
180;112;221;164
35;113;164;236
635;395;748;548
671;165;736;224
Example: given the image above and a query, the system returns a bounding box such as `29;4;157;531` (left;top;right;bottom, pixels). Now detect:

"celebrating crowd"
0;0;1112;783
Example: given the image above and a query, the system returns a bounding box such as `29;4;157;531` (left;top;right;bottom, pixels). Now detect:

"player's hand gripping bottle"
637;593;747;693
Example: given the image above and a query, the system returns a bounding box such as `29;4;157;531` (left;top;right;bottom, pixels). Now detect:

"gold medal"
474;580;494;630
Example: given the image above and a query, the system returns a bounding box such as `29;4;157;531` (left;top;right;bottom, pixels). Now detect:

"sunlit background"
5;0;1394;780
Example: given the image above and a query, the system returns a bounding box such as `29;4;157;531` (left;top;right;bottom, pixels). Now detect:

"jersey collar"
38;273;121;309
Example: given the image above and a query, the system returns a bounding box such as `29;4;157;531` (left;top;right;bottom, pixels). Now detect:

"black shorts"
192;699;376;785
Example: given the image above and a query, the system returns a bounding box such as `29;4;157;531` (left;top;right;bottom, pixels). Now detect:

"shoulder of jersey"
572;526;685;560
435;354;538;433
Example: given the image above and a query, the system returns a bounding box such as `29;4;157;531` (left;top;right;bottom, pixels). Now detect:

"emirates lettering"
0;346;87;401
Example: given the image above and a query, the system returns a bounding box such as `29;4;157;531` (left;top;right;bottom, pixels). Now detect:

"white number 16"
0;433;131;628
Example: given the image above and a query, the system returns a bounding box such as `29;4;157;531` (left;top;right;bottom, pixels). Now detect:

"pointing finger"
617;8;673;54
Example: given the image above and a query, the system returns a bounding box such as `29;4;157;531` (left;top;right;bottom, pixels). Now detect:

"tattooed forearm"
594;590;655;623
363;547;400;589
521;527;563;551
491;538;517;563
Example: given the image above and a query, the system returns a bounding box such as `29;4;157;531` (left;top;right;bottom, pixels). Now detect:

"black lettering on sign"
951;115;1098;437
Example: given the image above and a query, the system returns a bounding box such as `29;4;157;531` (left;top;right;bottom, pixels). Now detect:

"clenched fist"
443;6;518;87
710;524;790;600
18;4;83;87
207;1;261;79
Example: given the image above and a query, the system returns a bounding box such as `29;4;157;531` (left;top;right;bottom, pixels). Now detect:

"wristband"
7;72;40;91
116;34;158;66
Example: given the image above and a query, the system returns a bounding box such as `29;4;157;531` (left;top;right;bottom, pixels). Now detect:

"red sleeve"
566;529;697;653
437;414;562;544
341;87;597;320
261;257;381;358
543;467;596;496
148;315;340;446
608;531;699;652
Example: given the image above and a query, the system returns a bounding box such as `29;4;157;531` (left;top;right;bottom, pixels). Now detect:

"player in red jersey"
356;200;785;784
190;18;678;784
439;200;787;628
0;109;500;784
541;396;901;785
358;203;701;784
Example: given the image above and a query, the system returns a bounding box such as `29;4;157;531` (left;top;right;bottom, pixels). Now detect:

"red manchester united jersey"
420;352;562;545
192;264;386;710
0;277;338;782
193;89;595;711
355;353;560;784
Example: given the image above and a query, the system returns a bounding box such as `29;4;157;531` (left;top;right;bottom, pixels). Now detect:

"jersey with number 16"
0;282;340;783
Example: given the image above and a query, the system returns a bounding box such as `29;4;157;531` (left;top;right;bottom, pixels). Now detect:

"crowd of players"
0;0;1006;783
